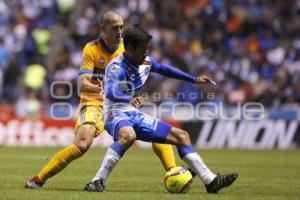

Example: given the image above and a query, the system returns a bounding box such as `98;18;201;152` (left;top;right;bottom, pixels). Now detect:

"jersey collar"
99;37;120;54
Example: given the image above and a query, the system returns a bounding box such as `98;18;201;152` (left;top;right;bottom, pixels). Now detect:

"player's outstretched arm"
195;75;216;86
150;58;195;82
150;58;215;86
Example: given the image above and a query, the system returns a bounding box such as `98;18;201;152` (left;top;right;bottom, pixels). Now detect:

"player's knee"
120;135;136;147
176;130;191;145
119;133;136;146
118;128;136;147
75;140;92;153
74;124;95;153
74;135;93;153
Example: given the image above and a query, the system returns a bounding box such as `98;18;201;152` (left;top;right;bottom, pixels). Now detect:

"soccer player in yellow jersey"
25;11;178;189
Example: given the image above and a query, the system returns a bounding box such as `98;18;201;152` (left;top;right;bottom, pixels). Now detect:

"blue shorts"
104;110;172;142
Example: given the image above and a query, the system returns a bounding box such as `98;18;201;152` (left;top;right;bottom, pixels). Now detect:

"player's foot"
24;176;44;189
84;179;105;192
187;168;197;178
205;173;238;193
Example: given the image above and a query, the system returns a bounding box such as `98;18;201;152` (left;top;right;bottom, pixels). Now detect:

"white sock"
92;147;121;182
182;152;216;185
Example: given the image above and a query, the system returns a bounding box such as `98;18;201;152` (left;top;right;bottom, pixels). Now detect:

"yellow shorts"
74;105;104;137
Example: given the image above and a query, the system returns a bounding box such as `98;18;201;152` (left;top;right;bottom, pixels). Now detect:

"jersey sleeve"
105;64;132;102
150;57;196;83
79;45;95;75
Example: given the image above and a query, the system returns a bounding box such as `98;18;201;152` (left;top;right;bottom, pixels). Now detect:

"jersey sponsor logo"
107;65;120;80
130;74;135;81
111;65;119;72
99;57;106;67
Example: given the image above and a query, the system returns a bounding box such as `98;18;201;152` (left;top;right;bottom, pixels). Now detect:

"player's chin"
115;37;122;43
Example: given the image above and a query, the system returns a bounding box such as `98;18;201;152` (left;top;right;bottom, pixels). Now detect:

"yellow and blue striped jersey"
79;38;124;107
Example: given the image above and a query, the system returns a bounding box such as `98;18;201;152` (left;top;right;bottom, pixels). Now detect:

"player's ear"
100;24;106;33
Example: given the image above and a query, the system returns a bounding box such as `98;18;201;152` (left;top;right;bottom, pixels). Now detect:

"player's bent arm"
80;73;102;93
105;80;131;102
150;58;196;83
79;44;104;93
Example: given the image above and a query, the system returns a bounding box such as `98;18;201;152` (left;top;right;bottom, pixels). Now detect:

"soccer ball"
164;166;193;193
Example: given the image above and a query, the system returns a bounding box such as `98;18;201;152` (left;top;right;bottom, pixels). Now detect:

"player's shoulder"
107;62;122;70
86;39;99;47
106;61;126;79
83;40;99;51
107;55;125;72
109;53;125;66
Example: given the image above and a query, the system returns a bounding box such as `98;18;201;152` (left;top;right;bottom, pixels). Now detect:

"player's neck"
99;37;119;54
124;52;139;67
106;42;119;51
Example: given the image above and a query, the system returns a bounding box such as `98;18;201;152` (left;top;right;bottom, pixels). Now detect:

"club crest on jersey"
99;57;105;67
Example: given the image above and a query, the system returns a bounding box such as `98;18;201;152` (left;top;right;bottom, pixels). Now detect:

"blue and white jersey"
103;53;196;114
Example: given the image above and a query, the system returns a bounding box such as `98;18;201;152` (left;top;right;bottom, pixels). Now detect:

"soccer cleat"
84;179;105;192
205;172;238;194
24;176;44;189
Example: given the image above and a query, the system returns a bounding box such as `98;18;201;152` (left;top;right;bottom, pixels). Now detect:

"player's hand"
130;96;145;108
97;79;104;95
195;75;216;86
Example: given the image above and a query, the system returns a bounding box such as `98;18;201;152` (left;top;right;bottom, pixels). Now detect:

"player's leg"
25;105;103;189
84;121;136;192
166;127;238;193
25;124;96;189
166;127;216;183
135;118;216;185
130;112;177;171
40;124;95;179
92;126;136;181
152;143;176;171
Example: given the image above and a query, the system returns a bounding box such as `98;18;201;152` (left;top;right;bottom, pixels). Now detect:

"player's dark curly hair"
123;26;152;49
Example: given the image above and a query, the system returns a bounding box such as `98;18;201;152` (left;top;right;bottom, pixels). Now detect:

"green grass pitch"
0;147;299;200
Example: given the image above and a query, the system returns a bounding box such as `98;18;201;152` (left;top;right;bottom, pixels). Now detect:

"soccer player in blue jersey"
84;26;238;193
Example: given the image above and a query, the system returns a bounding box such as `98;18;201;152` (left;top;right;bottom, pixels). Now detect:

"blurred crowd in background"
0;0;300;119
